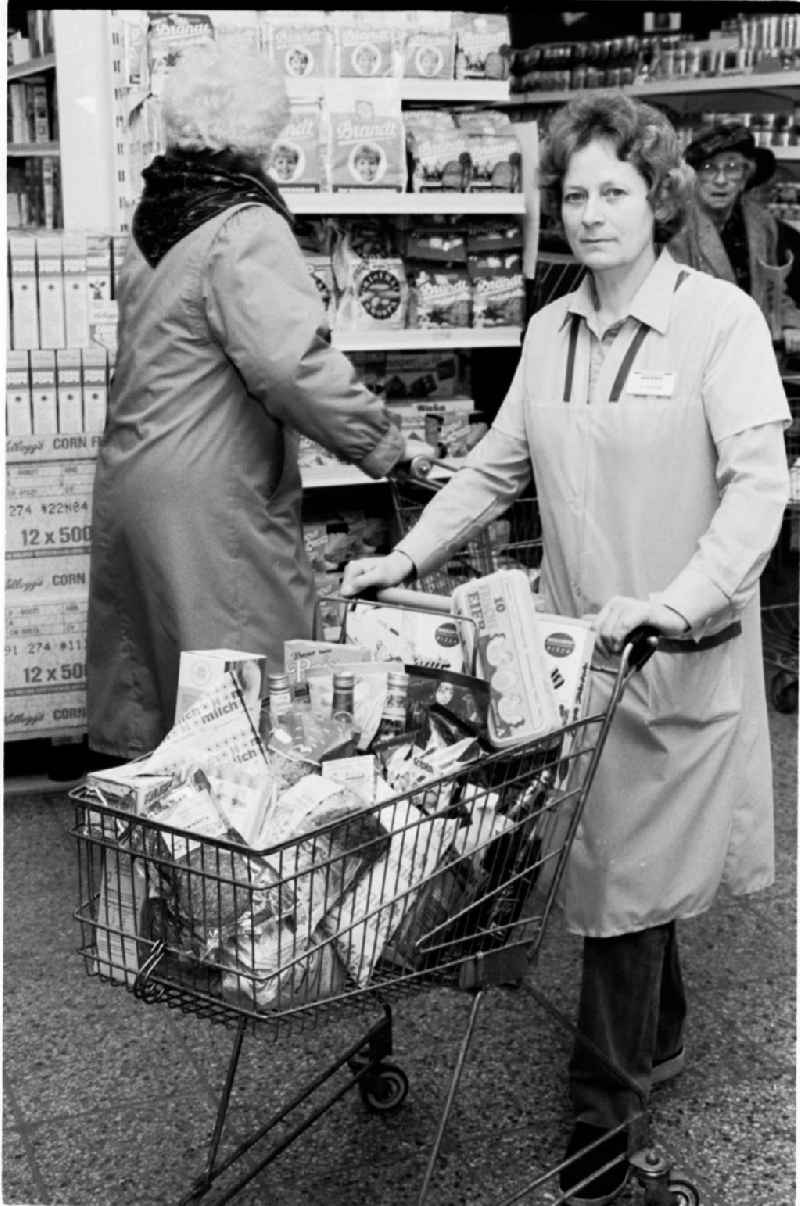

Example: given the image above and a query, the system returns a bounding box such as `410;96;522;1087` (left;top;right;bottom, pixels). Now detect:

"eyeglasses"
695;157;747;181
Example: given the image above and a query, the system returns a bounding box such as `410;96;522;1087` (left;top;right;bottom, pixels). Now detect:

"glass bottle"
331;670;356;729
374;671;409;742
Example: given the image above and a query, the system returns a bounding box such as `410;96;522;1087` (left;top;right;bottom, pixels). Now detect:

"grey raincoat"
87;203;404;758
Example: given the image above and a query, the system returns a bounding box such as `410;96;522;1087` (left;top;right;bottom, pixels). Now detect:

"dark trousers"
568;921;686;1138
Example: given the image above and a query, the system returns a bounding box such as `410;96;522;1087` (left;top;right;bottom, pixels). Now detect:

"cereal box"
270;101;324;192
326;80;405;193
264;14;333;79
403;30;456;79
333;23;402;78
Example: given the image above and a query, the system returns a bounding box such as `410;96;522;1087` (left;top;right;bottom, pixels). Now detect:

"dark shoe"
651;1045;686;1088
558;1122;629;1205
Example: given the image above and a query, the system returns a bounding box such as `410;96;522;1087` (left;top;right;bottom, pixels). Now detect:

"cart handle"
355;585;453;614
623;625;660;674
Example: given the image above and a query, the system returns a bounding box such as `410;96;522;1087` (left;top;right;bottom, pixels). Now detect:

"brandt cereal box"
326;81;405;193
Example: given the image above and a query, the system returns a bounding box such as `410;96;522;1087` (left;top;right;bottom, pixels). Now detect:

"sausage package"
451;569;560;748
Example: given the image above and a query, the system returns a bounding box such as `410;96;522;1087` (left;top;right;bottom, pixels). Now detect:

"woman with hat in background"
670;122;800;331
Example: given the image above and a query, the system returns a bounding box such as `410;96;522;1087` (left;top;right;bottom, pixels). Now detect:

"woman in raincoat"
86;44;428;762
341;93;790;1205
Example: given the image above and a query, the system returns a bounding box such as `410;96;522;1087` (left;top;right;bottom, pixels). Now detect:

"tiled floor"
3;704;796;1206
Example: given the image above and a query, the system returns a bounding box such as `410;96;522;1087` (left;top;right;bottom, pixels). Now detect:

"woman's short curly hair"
538;93;694;243
161;43;290;158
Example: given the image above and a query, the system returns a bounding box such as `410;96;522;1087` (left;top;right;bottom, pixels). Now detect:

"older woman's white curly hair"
161;43;290;159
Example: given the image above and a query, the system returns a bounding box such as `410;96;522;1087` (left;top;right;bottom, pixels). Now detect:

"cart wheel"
359;1062;409;1114
668;1179;701;1206
770;671;798;713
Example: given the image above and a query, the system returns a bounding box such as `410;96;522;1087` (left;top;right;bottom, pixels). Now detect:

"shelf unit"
284;77;511;103
287;191;526;215
331;326;522;352
6;11;116;230
505;68;800;107
7;141;60;158
4;11;528;744
7;50;56;79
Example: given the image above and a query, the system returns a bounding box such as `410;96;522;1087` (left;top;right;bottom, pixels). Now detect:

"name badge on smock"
627;370;675;397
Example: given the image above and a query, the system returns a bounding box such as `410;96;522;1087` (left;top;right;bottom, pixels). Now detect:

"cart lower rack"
72;630;700;1206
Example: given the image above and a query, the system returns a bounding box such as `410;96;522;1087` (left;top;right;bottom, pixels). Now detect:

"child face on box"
354;146;381;183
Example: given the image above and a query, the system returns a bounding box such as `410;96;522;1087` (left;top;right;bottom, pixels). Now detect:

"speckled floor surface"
3;705;796;1206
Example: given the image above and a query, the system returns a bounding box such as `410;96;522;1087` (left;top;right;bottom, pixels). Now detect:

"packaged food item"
333;20;402;77
405;665;490;746
403;29;456;79
405;111;471;192
344;600;467;673
173;650;266;728
455;111;521;191
533;614;596;727
146;11;214;97
451;569;561;747
269;101;324;192
408;266;473;330
334;256;409;333
328;798;459;985
220;777;390;1009
326;80;406;192
470;262;525;328
86;762;174;816
453;12;510;80
284;638;372;692
262;12;334;79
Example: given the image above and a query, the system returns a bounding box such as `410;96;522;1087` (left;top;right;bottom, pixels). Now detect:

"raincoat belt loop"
563;314;581;402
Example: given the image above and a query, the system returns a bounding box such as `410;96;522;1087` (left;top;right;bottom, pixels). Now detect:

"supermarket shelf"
7;142;60;158
301;465;383;488
506;69;800;107
287;191;526;215
284;76;510;104
332;326;522;351
400;78;510;103
7;52;56;80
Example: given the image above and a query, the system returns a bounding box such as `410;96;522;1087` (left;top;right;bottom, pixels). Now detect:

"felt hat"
683;123;776;190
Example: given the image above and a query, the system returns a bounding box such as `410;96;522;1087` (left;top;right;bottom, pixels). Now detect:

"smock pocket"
646;639;743;728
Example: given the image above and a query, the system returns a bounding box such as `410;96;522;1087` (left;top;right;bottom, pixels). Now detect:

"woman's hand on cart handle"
584;597;690;660
340;550;415;598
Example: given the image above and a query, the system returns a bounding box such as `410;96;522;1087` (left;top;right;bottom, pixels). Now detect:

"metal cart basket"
388;459;542;596
71;611;699;1206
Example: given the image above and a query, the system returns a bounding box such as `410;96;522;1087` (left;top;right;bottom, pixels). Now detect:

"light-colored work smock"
397;249;790;937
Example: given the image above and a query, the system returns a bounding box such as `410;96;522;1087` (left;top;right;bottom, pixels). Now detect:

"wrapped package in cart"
451;569;560;747
219;775;391;1010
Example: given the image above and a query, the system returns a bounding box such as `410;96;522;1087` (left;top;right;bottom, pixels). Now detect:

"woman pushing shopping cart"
341;91;791;1206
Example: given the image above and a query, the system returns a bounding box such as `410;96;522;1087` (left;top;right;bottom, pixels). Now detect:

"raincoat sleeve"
395;351;533;578
203;205;404;479
649;293;791;636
